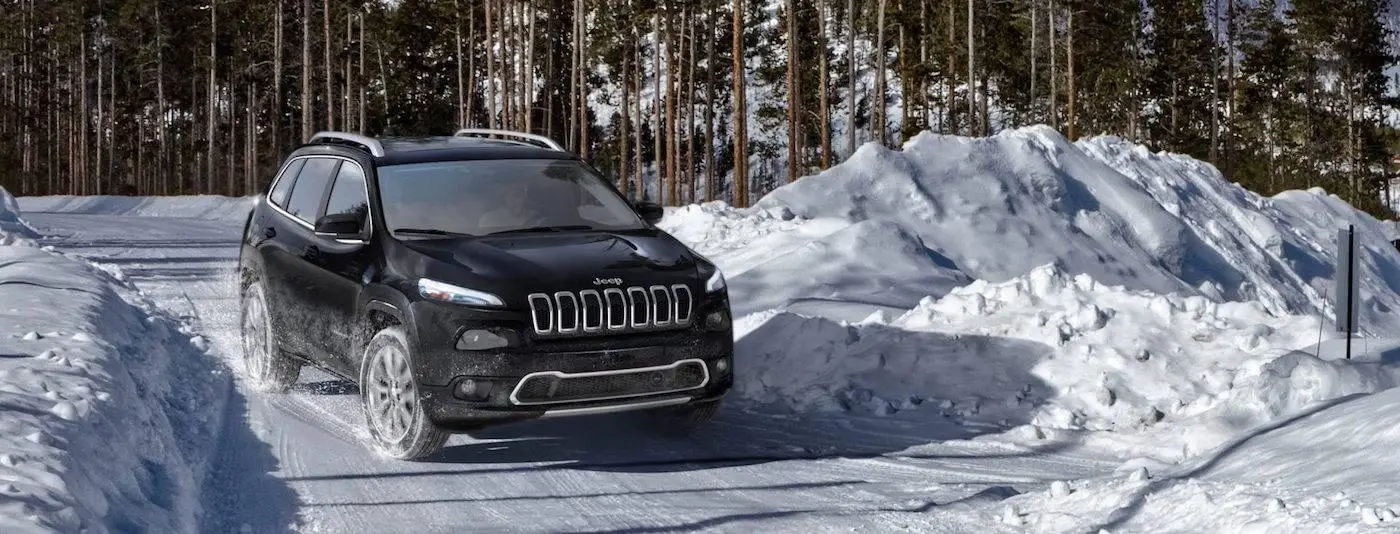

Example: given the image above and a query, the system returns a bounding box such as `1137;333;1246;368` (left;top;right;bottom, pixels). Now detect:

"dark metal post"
1346;225;1355;360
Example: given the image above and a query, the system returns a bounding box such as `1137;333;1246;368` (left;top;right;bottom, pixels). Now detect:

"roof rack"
307;131;385;157
454;129;565;152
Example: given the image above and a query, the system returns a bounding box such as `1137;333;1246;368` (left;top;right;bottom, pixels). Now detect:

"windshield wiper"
487;225;596;236
393;228;477;238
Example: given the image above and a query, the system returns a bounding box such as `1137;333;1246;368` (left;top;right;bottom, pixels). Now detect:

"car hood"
400;229;700;290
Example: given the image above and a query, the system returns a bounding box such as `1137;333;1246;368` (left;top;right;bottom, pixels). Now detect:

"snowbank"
735;264;1350;457
662;125;1400;461
18;195;255;222
0;202;228;532
0;187;37;245
1004;387;1400;532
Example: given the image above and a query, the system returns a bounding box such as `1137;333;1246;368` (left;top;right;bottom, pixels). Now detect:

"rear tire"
241;281;301;393
359;326;449;460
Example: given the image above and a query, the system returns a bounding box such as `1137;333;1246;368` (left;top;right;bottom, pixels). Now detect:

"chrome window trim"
508;358;711;406
265;154;374;245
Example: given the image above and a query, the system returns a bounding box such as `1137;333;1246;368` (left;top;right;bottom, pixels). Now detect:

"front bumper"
406;298;734;431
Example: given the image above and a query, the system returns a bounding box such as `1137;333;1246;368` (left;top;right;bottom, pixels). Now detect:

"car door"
301;159;376;372
258;156;341;361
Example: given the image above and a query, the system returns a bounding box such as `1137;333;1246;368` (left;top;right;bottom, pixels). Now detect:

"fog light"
453;378;492;401
715;358;729;373
456;329;509;350
704;310;730;331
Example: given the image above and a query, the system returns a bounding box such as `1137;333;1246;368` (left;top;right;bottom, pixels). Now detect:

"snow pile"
1080;136;1400;335
663;125;1400;460
18;195;255;222
735;264;1349;457
741;126;1400;333
0;187;37;245
1004;387;1400;532
664;204;969;318
0;208;227;532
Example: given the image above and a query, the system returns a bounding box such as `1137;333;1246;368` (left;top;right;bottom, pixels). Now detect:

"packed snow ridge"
662;125;1400;459
0;189;228;533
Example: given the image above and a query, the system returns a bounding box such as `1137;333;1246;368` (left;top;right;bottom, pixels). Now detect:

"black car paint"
238;139;733;430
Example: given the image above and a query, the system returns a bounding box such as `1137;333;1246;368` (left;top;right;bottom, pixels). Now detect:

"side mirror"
314;212;365;240
634;201;664;224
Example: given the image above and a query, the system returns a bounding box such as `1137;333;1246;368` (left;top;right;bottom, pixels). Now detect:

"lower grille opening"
511;359;709;406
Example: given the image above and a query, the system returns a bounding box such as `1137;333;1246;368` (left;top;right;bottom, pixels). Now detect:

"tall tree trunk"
875;0;887;146
80;31;88;194
686;6;697;202
817;0;830;169
466;3;475;128
620;20;631;198
359;14;366;133
786;0;801;182
323;0;333;130
653;12;663;201
1029;0;1036;124
302;0;311;141
208;0;217;192
1209;0;1219;162
97;30;104;192
570;0;581;149
1049;1;1057;130
666;6;678;203
1066;5;1075;139
157;3;169;194
632;6;643;198
846;0;856;155
344;13;352;131
732;0;748;207
966;0;975;136
525;2;536;132
273;0;282;156
377;43;390;130
577;0;589;158
486;0;497;129
705;0;717;201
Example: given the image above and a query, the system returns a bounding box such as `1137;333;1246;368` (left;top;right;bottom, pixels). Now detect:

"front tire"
241;281;301;392
359;326;448;460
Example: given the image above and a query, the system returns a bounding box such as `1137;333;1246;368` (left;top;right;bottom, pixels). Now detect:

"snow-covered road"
21;211;1116;533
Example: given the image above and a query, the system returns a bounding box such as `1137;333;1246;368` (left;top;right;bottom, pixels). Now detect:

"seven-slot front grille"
528;284;693;337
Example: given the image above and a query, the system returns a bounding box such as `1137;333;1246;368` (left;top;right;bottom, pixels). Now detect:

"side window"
284;158;340;224
324;163;368;222
268;159;306;208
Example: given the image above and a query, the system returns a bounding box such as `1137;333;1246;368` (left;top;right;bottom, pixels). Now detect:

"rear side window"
325;163;368;219
268;159;306;208
285;158;340;224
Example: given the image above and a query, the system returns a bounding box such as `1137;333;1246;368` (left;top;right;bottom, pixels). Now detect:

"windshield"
375;159;645;238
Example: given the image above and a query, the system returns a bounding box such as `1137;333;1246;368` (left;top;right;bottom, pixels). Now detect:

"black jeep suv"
238;130;733;459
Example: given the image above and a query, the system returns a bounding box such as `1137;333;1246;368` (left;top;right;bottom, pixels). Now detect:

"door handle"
263;227;276;239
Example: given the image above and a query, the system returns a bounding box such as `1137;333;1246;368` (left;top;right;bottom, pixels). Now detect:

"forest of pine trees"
0;0;1395;214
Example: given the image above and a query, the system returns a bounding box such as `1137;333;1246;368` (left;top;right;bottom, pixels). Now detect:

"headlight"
418;278;505;306
705;269;726;293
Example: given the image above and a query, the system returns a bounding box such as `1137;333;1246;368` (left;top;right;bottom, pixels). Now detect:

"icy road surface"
21;211;1116;533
